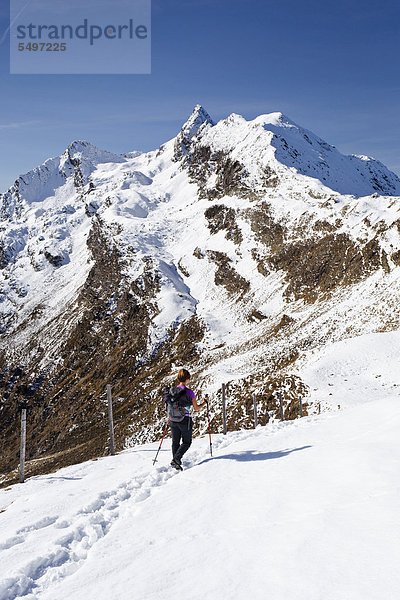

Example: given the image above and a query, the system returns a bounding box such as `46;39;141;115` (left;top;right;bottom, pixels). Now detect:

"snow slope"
1;387;399;600
297;329;400;411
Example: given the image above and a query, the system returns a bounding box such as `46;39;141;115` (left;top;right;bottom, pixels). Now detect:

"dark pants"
170;417;192;463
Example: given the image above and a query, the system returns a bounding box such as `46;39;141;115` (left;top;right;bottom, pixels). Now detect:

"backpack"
163;386;193;422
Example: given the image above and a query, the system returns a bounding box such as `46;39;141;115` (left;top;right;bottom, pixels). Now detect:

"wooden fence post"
107;384;115;455
253;393;258;428
318;403;321;415
221;383;227;435
279;391;284;421
19;408;27;484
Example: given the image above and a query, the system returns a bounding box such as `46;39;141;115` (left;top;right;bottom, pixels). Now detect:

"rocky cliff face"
1;105;400;485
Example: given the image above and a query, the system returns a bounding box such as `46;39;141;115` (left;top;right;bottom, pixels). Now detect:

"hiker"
169;368;207;470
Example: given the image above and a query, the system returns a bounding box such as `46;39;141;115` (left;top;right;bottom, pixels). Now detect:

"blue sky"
0;0;399;192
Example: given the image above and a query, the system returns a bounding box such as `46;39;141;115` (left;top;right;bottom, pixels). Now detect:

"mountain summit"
181;107;400;196
173;104;214;160
181;104;214;137
1;106;400;484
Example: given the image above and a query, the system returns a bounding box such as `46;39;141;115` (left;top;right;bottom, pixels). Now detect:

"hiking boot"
171;458;183;471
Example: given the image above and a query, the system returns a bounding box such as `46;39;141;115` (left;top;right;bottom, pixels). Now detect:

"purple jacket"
177;385;195;416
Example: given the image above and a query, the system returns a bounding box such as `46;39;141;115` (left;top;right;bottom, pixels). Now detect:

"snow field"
0;453;181;599
298;329;400;410
1;394;399;600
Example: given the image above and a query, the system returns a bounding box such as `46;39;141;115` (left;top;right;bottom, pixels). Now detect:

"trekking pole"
205;395;213;457
153;419;170;466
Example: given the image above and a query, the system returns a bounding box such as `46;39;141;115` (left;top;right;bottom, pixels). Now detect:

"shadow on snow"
198;446;312;465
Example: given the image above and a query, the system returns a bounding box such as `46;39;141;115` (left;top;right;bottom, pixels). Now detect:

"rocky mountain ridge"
1;104;400;485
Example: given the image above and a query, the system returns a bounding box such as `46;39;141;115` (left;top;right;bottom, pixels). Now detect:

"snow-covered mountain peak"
61;140;126;166
182;104;214;137
59;140;126;185
253;110;286;126
190;109;400;197
223;112;247;124
0;141;128;222
172;105;215;160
